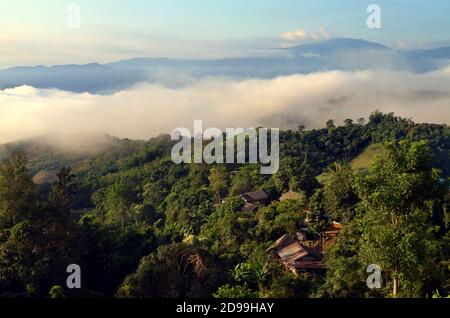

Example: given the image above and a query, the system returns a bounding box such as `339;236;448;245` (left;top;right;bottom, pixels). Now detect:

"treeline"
0;111;448;298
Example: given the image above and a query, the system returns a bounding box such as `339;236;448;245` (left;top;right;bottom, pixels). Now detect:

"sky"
1;0;450;67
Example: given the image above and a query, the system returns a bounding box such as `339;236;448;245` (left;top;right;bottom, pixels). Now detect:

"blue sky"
1;0;450;67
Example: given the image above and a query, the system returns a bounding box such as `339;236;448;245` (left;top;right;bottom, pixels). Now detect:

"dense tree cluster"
0;112;448;298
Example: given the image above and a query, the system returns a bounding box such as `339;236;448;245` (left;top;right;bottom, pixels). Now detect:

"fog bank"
1;67;450;145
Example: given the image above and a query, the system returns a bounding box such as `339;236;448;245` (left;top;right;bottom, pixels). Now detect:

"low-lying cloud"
1;67;450;146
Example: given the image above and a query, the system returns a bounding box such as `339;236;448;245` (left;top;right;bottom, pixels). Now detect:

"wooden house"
241;191;269;205
266;234;324;274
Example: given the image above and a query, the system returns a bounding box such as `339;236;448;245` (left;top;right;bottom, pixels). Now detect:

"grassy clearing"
350;143;384;173
316;143;384;184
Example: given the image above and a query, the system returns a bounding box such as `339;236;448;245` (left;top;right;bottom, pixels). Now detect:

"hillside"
0;111;448;299
0;133;149;184
350;143;384;173
317;143;384;184
1;112;449;188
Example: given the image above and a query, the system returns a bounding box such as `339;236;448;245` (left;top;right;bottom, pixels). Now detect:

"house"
240;191;269;212
242;202;258;212
267;222;344;274
220;191;269;212
241;191;269;205
266;234;324;274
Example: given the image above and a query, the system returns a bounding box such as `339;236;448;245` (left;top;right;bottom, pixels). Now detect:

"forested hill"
4;111;449;194
0;111;449;298
0;134;150;184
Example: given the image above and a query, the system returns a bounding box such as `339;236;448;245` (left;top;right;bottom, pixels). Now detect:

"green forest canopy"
0;111;449;298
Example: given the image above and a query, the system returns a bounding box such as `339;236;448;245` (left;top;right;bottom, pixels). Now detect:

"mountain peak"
286;37;390;55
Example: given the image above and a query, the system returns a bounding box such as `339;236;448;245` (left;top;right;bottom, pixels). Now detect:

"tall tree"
209;166;230;203
48;167;77;221
356;140;446;297
308;188;331;235
323;163;358;222
0;151;35;228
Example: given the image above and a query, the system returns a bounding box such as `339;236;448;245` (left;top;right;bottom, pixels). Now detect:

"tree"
255;200;306;241
273;158;319;195
49;285;66;298
49;167;77;221
209;166;230;203
323;163;358;222
0;153;84;297
344;119;354;127
356;140;446;297
117;243;222;298
104;182;136;229
0;151;36;228
318;222;372;297
232;260;269;290
298;125;306;133
326;119;336;130
142;181;167;209
200;196;251;254
0;218;81;296
189;164;210;189
308;189;331;235
230;167;256;196
213;284;258;298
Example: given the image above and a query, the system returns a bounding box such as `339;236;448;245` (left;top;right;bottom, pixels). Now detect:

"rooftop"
241;191;269;203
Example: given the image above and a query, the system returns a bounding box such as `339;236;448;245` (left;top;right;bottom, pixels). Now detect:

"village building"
220;190;270;212
241;191;269;205
268;222;343;274
242;202;258;212
266;234;324;274
240;191;269;212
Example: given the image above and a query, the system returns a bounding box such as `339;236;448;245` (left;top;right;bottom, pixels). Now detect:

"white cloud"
281;26;333;42
0;67;450;146
281;29;309;41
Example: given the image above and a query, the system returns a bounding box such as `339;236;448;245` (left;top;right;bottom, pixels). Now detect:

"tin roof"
241;191;268;202
242;203;258;212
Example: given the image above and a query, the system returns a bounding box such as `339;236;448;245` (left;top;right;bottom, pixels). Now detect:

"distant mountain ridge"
0;62;145;93
1;37;450;93
285;37;390;56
